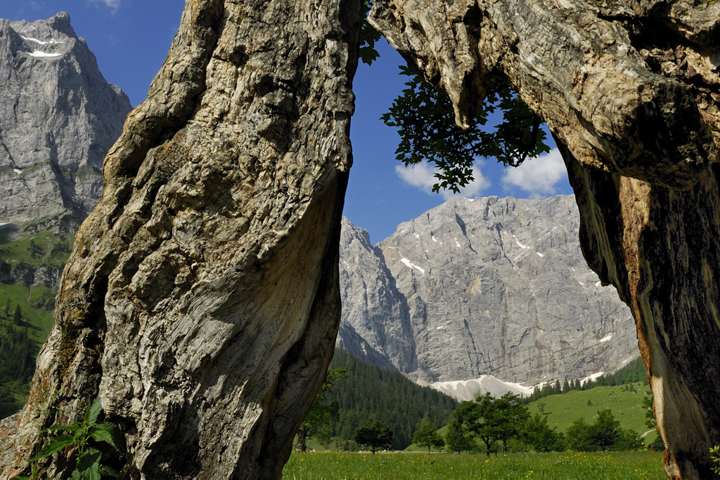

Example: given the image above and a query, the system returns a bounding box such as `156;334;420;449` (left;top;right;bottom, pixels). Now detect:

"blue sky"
1;0;572;242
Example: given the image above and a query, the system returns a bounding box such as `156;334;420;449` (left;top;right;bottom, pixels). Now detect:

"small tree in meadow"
412;417;444;452
523;413;565;452
354;420;393;454
445;416;474;453
295;368;346;452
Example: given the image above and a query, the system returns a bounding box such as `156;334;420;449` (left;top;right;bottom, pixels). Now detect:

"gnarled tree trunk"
1;0;361;478
369;0;719;478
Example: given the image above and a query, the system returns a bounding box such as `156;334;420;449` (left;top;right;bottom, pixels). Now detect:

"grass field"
527;383;653;440
283;451;665;480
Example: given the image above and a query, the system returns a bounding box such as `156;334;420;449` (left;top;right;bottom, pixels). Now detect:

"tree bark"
370;1;719;478
1;0;361;478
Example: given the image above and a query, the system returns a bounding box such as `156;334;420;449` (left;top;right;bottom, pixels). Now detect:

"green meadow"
527;383;655;443
283;451;665;480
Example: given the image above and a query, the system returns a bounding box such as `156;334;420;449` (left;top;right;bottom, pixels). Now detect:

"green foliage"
354;420;393;453
0;300;40;418
450;394;531;455
323;350;456;450
643;392;657;430
359;1;381;66
283;451;666;479
19;399;122;480
444;417;475;453
411;417;444;452
601;358;647;386
296;368;347;452
709;445;720;477
566;410;643;452
0;231;73;418
523;413;565;452
381;65;548;194
526;358;648;404
648;435;665;452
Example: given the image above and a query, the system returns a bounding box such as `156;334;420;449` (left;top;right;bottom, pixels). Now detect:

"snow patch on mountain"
400;257;425;275
580;371;605;386
28;50;63;58
428;375;536;401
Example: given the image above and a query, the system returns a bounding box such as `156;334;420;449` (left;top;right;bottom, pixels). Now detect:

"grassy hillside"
527;383;654;441
0;229;72;416
0;230;71;339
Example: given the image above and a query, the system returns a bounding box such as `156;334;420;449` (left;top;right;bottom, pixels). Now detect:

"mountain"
0;12;131;231
0;12;130;415
338;196;639;399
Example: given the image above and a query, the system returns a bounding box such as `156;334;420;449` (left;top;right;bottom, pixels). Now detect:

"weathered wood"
2;0;361;478
370;1;719;478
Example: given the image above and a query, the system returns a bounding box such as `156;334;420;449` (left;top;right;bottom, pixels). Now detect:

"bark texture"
369;1;719;478
2;0;360;478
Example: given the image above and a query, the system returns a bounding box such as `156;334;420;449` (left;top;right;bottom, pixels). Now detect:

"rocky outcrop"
2;1;361;479
0;13;131;231
339;218;417;372
370;1;719;477
339;197;637;388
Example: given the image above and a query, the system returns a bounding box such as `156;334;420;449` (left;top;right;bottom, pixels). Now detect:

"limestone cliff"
0;13;130;231
339;197;637;390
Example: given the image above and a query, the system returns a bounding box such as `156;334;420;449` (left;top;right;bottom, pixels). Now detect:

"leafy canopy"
360;1;549;194
412;416;445;451
354;420;393;453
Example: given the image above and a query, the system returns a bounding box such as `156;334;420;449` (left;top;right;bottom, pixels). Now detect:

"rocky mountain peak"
339;195;638;397
0;13;131;232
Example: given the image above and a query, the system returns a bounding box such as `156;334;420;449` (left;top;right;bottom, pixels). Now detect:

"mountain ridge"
0;11;131;231
339;195;638;398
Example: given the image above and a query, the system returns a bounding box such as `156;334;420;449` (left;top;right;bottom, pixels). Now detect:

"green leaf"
34;434;74;460
85;399;102;426
81;461;102;480
91;423;120;451
76;448;102;480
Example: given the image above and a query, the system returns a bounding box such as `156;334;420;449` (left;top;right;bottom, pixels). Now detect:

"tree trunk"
1;0;361;478
369;1;719;478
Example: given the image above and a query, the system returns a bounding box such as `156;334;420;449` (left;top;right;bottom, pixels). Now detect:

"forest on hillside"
0;302;37;417
319;349;457;449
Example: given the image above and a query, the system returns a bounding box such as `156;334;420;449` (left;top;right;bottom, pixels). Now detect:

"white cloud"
395;162;491;200
90;0;121;13
502;148;567;196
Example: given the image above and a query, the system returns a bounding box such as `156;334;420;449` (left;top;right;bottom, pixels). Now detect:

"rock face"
0;13;131;231
339;197;637;389
370;1;719;478
339;218;417;372
2;1;361;479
